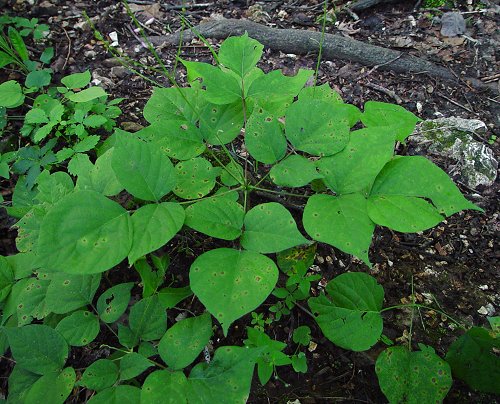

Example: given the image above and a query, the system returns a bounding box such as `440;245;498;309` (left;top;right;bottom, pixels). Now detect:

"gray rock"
409;117;498;189
441;12;466;37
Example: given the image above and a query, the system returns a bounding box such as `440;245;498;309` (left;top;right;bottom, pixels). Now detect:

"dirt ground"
0;0;499;403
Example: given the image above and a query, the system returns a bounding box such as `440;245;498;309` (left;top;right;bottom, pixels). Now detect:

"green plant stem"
313;0;329;88
408;275;415;350
177;186;243;205
381;303;468;330
249;186;310;199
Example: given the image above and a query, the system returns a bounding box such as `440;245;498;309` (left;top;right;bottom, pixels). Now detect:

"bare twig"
161;3;211;11
355;54;403;81
438;93;474;113
363;82;403;104
61;27;72;70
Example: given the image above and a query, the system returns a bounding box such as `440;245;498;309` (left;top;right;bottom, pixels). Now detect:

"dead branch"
148;17;497;95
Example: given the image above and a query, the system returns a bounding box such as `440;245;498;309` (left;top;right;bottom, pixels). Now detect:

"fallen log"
149;17;497;94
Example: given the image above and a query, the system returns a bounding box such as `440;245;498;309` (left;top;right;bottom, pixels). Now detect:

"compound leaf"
241;202;308;253
185;197;244;240
158;313;213;370
55;311;100;346
128;202;185;264
112;134;176;201
61;70;91;89
5;324;68;375
38;190;131;274
367;195;444;233
303;193;374;266
74;150;123;196
190;248;278;335
309;272;384;351
376;345;452;403
269;155;322;188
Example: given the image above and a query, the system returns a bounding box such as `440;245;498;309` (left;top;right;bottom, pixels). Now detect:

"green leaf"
218;33;264;78
158;286;193;309
24;108;49;124
139;120;205;160
269;155;323;187
40;47;54;64
0;80;25;108
158;313;212;370
285;99;350;156
141;370;188;404
187;346;261;404
181;60;241;104
143;86;205;124
83;114;107;128
37;190;132;274
4;324;68;375
25;69;52;88
96;282;134;323
291;352;308;373
361;101;420;142
24;367;75;404
7;366;40;403
245;106;287;164
376;345;453;403
292;325;311;346
128;202;185;264
67;86;106;103
35;170;74;205
0;256;14;303
173;157;218;200
55;311;100;346
134;258;167;298
87;385;141;404
127;295;167;347
298;83;343;105
8;27;29;60
73;135;100;153
119;352;153;380
185;197;244;240
45;273;101;314
74;150;123;196
241;202;308;253
220;161;244;186
303;193;374;265
367;195;444;232
190;248;278;335
16;278;50;325
317;127;394;195
445;327;500;394
78;359;118;391
371;156;482;216
61;70;91;89
199;102;244;145
247;69;313;114
112;134;176;201
0;51;15;68
308;272;384;351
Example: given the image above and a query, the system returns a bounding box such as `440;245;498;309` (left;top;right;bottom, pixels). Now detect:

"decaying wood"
349;0;401;12
149;17;497;94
